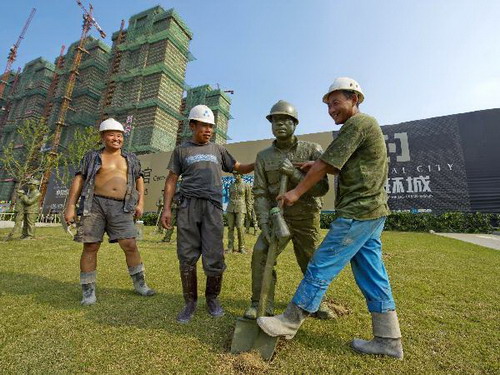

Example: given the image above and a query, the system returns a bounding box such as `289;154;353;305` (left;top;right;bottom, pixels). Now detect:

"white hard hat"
188;105;215;125
99;118;124;132
322;77;364;104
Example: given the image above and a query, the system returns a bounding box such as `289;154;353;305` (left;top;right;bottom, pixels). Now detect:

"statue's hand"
279;158;296;177
260;222;272;244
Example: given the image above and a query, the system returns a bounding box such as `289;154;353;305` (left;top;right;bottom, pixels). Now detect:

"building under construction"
0;5;233;201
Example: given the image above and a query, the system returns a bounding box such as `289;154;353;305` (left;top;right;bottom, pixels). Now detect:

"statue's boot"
243;262;276;319
243;300;274;319
80;271;97;306
129;264;156;296
177;265;197;323
237;229;247;253
257;302;309;339
312;301;338;320
351;311;403;360
227;226;235;254
205;274;224;317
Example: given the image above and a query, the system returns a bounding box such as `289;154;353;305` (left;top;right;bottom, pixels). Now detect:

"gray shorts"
74;195;136;243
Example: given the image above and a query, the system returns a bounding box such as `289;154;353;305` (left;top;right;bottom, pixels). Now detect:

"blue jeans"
292;217;396;313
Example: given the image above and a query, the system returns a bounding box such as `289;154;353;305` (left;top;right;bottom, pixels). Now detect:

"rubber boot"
205;275;224;317
177;266;197;323
257;302;309;339
80;271;97;306
128;264;156;296
351;311;404;359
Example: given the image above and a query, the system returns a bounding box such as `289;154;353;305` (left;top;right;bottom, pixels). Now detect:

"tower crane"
39;0;106;204
0;8;36;100
0;67;22;127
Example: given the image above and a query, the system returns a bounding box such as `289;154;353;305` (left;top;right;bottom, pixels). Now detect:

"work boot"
177;265;197;323
351;311;403;360
257;302;309;339
80;271;97;306
205;275;224;317
243;300;274;319
128;264;156;296
312;301;337;320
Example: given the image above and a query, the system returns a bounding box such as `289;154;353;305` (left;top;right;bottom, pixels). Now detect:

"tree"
55;126;101;188
0;119;55;204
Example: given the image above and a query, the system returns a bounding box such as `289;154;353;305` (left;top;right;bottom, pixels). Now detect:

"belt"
94;194;125;202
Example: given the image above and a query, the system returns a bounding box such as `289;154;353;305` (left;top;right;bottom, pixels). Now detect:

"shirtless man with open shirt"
64;118;155;305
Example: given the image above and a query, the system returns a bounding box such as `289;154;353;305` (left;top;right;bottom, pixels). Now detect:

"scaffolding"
104;6;194;154
178;84;232;145
0;5;234;201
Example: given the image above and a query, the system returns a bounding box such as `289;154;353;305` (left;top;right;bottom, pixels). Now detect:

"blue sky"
1;0;499;143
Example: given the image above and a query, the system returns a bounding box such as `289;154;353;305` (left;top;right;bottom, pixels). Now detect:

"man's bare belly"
94;156;128;199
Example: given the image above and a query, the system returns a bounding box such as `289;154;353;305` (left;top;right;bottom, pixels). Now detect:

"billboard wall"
42;109;500;214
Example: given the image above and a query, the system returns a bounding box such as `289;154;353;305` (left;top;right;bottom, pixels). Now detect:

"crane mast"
39;0;106;204
0;8;36;100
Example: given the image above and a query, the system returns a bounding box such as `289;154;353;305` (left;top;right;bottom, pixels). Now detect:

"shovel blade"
230;317;279;360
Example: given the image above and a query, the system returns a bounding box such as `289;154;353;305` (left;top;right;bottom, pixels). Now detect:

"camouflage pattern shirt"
253;136;329;225
226;180;248;214
320;113;390;220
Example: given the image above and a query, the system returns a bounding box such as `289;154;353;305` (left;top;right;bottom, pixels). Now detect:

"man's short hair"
341;90;361;106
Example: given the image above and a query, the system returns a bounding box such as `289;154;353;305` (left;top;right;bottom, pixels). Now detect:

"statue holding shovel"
243;100;340;321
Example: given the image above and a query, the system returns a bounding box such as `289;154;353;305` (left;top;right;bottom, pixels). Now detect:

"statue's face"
271;114;296;140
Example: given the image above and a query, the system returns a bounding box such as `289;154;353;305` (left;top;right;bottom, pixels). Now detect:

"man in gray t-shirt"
168;141;236;208
161;105;254;324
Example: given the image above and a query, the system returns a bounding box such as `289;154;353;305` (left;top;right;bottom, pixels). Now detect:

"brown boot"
205;275;224;317
177;266;197;323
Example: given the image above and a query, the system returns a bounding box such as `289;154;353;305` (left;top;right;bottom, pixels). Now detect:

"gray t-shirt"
168;140;236;208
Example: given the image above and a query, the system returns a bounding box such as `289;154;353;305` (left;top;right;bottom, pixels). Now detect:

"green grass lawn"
0;227;498;374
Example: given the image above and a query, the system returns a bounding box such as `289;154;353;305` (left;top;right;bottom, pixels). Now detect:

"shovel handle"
257;174;288;318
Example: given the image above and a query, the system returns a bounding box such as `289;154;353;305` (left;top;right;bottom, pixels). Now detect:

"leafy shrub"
320;211;499;233
145;209;498;233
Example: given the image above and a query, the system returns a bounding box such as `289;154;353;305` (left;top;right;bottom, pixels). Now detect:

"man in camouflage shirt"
257;78;403;360
244;100;339;320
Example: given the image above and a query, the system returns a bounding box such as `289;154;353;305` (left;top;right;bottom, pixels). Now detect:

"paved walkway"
0;221;60;229
435;233;500;251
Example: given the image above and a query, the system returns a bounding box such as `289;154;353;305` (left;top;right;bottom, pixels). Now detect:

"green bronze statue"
8;178;41;240
245;183;259;235
154;196;164;234
244;100;338;320
162;197;177;243
226;172;249;253
6;193;24;240
162;177;181;243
